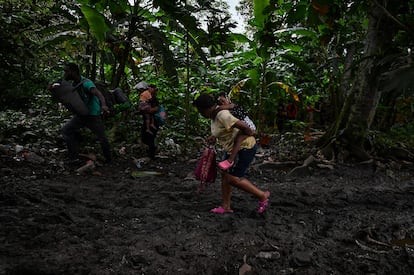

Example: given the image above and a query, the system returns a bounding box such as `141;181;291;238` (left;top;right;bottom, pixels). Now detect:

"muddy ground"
1;140;414;275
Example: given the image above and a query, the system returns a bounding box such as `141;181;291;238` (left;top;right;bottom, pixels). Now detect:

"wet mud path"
1;157;414;274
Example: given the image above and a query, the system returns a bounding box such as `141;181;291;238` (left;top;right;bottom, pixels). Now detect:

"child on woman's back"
216;92;256;170
139;88;156;135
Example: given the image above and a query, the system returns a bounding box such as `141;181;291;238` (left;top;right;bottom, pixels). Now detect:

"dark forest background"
1;0;413;161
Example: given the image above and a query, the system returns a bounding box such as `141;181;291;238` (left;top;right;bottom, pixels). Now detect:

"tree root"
355;239;389;254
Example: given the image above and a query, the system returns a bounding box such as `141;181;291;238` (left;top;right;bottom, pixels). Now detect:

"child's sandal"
210;206;234;214
257;192;270;214
218;159;234;170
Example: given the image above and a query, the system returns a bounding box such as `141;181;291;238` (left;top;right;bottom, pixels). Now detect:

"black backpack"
95;81;130;113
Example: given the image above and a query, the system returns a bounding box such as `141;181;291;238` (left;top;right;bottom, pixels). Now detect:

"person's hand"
48;83;60;91
206;135;216;145
102;105;110;115
138;104;151;114
244;128;255;136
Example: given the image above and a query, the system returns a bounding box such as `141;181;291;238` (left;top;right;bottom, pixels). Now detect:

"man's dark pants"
62;115;112;162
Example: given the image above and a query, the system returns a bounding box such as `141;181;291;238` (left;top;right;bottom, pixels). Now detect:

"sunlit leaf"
281;43;303;52
80;5;110;42
230;33;251;43
269;81;300;102
229;78;250;99
253;0;270;30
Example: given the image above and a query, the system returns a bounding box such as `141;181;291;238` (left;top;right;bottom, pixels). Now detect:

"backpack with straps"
154;105;167;126
50;79;89;116
94;81;131;114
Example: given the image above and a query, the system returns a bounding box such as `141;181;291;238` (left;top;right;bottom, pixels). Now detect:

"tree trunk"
320;1;397;161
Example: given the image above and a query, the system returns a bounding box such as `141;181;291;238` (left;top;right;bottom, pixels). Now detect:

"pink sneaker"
218;159;234;170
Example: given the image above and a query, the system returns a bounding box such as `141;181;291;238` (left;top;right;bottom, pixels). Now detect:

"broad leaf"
253;0;270;30
80;5;110;42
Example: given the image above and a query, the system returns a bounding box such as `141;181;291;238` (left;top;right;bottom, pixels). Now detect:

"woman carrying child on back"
215;92;256;170
139;85;157;135
135;83;160;159
193;93;269;214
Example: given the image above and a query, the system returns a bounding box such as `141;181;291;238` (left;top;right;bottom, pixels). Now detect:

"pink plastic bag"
194;147;217;193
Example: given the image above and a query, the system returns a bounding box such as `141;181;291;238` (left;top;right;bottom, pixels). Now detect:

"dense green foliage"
1;0;413;153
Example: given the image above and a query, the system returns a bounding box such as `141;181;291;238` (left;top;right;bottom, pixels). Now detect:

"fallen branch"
365;235;392;248
355;239;388;254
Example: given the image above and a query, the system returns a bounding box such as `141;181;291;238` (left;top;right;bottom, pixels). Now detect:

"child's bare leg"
145;116;150;129
145;115;154;135
149;116;157;129
227;133;248;163
219;133;249;170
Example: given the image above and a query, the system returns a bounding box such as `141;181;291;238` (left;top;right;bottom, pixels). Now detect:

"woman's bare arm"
233;120;255;136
